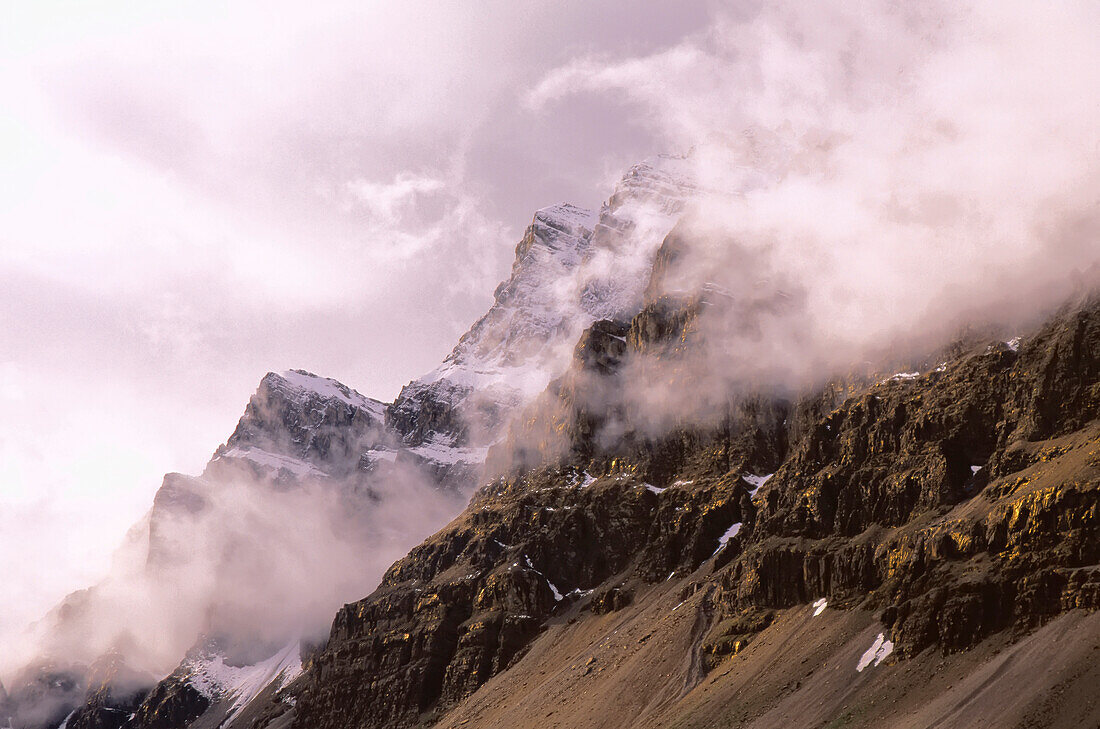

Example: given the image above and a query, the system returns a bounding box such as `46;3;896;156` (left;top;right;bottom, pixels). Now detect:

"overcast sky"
3;0;1097;655
0;0;716;641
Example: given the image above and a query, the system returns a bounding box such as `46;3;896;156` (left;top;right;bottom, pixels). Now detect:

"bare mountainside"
3;156;1099;729
0;156;697;729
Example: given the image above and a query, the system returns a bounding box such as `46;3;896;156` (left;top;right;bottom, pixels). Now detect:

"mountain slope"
1;156;702;729
8;152;1097;729
387;156;696;459
284;288;1100;729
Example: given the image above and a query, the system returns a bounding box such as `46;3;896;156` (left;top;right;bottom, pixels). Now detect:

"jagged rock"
65;652;152;729
210;369;389;480
1;663;85;729
287;292;1100;729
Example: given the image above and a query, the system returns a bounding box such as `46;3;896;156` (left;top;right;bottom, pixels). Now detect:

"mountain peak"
264;369;384;416
212;370;388;479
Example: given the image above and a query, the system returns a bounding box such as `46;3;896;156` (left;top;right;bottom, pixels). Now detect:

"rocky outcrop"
124;672;208;729
286;287;1100;729
65;653;152;729
388;155;697;465
387;203;600;452
1;664;83;729
210;369;389;481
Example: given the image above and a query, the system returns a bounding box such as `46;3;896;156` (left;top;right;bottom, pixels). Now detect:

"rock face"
387;157;696;458
64;653;152;729
7;157;700;729
287;282;1100;728
388;204;598;450
10;151;1099;729
213;369;389;480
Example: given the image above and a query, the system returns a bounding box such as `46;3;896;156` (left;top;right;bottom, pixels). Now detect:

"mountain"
271;272;1100;729
1;156;697;729
6;152;1099;729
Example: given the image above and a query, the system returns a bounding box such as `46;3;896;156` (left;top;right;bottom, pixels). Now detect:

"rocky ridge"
282;279;1100;728
2;156;700;729
8;151;1097;729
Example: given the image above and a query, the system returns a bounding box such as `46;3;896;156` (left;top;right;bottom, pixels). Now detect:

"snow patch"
1005;336;1022;352
218;447;327;478
741;473;773;495
577;472;597;488
856;633;894;671
406;441;489;466
186;641;303;723
812;598;828;616
363;448;398;463
712;522;743;555
645;483;667;495
523;554;565;601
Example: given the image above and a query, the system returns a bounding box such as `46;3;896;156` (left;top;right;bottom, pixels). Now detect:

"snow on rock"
645;483;667;495
579;156;697;323
212;367;390;484
712;522;743;555
812;598;828;617
216;447;328;478
389;203;601;451
186;641;303;724
390;155;698;458
363;448;398;463
406;441;490;466
523;554;565;601
1005;336;1022;352
273;369;386;421
856;633;895;672
741;473;773;495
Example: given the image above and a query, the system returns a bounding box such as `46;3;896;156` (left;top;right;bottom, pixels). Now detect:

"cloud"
531;0;1099;385
0;0;724;687
2;457;467;685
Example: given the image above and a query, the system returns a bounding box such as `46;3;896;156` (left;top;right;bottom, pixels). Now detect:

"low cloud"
530;0;1099;425
3;458;465;684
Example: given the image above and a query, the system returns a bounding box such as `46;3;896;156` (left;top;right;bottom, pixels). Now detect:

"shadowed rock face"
216;370;389;478
286;290;1100;729
65;653;153;729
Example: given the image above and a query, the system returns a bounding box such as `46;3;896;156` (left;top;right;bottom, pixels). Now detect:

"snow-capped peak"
270;369;386;419
389;156;699;469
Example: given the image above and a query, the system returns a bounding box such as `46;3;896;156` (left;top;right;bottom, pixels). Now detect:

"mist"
3;0;1097;717
0;0;714;662
526;0;1099;433
1;450;465;689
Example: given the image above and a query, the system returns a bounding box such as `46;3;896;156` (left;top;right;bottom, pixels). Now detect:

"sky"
2;0;1097;660
0;0;715;644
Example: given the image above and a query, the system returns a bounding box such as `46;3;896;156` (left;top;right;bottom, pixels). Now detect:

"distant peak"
264;369;381;412
533;203;598;232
